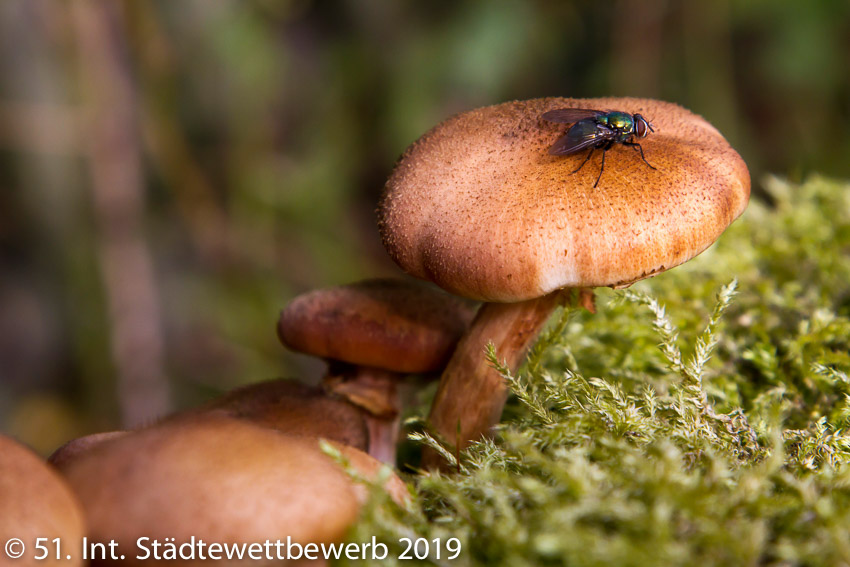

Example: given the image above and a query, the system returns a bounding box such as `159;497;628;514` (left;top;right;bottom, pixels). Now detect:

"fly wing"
548;121;610;155
548;134;602;155
541;108;605;124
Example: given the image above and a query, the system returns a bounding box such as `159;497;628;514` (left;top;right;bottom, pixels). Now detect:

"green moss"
345;176;850;566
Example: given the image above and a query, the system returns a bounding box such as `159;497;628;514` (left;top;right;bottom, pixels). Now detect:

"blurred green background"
1;0;849;455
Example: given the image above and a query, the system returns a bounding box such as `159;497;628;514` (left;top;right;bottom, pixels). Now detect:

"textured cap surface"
378;97;750;302
278;278;476;373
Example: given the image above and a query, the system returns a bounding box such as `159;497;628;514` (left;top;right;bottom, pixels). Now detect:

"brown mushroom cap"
277;278;476;373
378;97;750;302
56;416;406;567
1;435;86;567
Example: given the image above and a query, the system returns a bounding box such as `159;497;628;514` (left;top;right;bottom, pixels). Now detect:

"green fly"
542;108;656;187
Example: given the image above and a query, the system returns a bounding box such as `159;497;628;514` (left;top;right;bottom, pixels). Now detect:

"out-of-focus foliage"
346;177;850;566
0;1;849;452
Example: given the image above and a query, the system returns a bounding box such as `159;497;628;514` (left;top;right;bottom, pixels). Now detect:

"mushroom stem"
323;365;402;464
362;412;402;465
422;290;567;469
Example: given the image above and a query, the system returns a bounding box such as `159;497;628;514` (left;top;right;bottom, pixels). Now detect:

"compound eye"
635;119;647;137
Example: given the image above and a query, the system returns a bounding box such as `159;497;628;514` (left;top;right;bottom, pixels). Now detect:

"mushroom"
377;97;750;466
277;277;476;463
1;435;86;567
55;415;407;567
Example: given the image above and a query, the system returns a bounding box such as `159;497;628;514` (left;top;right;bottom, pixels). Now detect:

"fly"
542;108;656;187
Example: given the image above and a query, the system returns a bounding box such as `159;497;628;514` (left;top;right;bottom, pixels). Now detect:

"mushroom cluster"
44;96;748;555
47;277;473;560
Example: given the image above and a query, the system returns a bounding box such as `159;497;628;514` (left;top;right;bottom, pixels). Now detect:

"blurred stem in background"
70;2;171;426
126;2;233;268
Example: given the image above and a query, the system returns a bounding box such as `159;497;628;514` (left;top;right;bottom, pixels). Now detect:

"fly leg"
571;148;595;175
593;148;607;188
623;141;656;170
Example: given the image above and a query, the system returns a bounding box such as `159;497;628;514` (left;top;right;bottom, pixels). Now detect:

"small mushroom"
55;415;407;567
0;435;86;567
377;97;750;466
277;277;476;463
